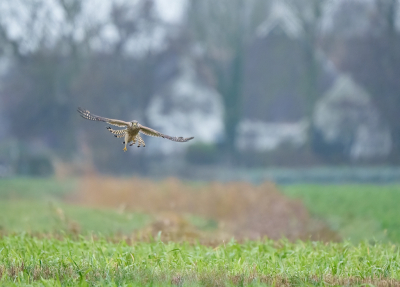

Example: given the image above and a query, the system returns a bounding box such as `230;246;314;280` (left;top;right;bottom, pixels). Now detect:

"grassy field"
282;184;400;243
0;200;150;235
0;177;76;199
0;178;150;235
0;177;327;243
1;235;399;286
1;177;400;285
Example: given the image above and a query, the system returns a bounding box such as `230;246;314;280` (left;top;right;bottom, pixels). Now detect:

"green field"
1;235;399;286
0;178;150;235
282;184;400;243
1;178;400;285
0;177;76;199
2;178;400;243
0;200;150;235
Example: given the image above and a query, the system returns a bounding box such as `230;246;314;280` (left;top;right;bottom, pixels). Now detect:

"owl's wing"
77;107;130;127
139;125;194;142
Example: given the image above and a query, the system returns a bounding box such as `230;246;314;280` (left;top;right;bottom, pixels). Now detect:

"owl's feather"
139;125;194;142
77;107;129;127
78;107;194;150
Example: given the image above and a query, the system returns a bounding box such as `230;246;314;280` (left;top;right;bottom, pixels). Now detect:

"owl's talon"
123;147;127;152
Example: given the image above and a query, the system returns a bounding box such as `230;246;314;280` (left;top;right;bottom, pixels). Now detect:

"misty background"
0;0;399;182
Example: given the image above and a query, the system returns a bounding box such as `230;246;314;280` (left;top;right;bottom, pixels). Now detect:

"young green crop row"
1;235;399;286
282;184;400;243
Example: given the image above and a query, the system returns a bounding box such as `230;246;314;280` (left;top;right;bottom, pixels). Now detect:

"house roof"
256;1;302;39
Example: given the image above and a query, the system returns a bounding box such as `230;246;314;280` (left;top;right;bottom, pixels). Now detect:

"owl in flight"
77;107;194;151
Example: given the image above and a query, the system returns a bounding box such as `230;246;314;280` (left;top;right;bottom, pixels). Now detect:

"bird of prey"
77;107;194;151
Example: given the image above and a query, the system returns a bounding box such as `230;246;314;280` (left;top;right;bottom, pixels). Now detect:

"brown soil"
71;176;339;242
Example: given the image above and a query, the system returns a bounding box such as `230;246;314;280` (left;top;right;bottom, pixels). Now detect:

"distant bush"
186;143;219;165
16;155;54;177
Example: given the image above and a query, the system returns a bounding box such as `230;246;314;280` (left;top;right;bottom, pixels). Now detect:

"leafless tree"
185;0;270;154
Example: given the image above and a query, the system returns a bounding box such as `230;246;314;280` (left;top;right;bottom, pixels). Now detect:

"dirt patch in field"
71;176;339;242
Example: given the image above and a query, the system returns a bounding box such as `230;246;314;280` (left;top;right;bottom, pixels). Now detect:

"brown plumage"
77;107;194;151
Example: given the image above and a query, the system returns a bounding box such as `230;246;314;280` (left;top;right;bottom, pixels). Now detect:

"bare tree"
186;0;270;154
322;0;400;161
288;0;328;117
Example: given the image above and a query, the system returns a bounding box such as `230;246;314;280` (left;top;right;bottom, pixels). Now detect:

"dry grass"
72;176;338;242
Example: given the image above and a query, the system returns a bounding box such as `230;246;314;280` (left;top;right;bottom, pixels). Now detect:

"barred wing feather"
139;125;194;142
77;107;129;127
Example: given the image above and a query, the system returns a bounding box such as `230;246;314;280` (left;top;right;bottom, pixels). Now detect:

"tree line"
0;0;399;173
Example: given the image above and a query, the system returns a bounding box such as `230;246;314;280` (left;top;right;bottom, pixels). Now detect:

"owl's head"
131;121;139;127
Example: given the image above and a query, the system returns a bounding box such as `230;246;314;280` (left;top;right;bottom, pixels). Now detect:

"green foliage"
282;184;400;243
0;235;399;285
16;155;54;176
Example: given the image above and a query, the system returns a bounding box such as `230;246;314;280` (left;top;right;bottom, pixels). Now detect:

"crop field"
282;184;400;243
1;235;400;286
0;177;400;285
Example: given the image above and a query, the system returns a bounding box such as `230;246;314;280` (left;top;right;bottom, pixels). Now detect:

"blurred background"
0;0;400;243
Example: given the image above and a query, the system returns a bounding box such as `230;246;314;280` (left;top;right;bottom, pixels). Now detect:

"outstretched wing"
77;107;130;127
139;125;194;142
